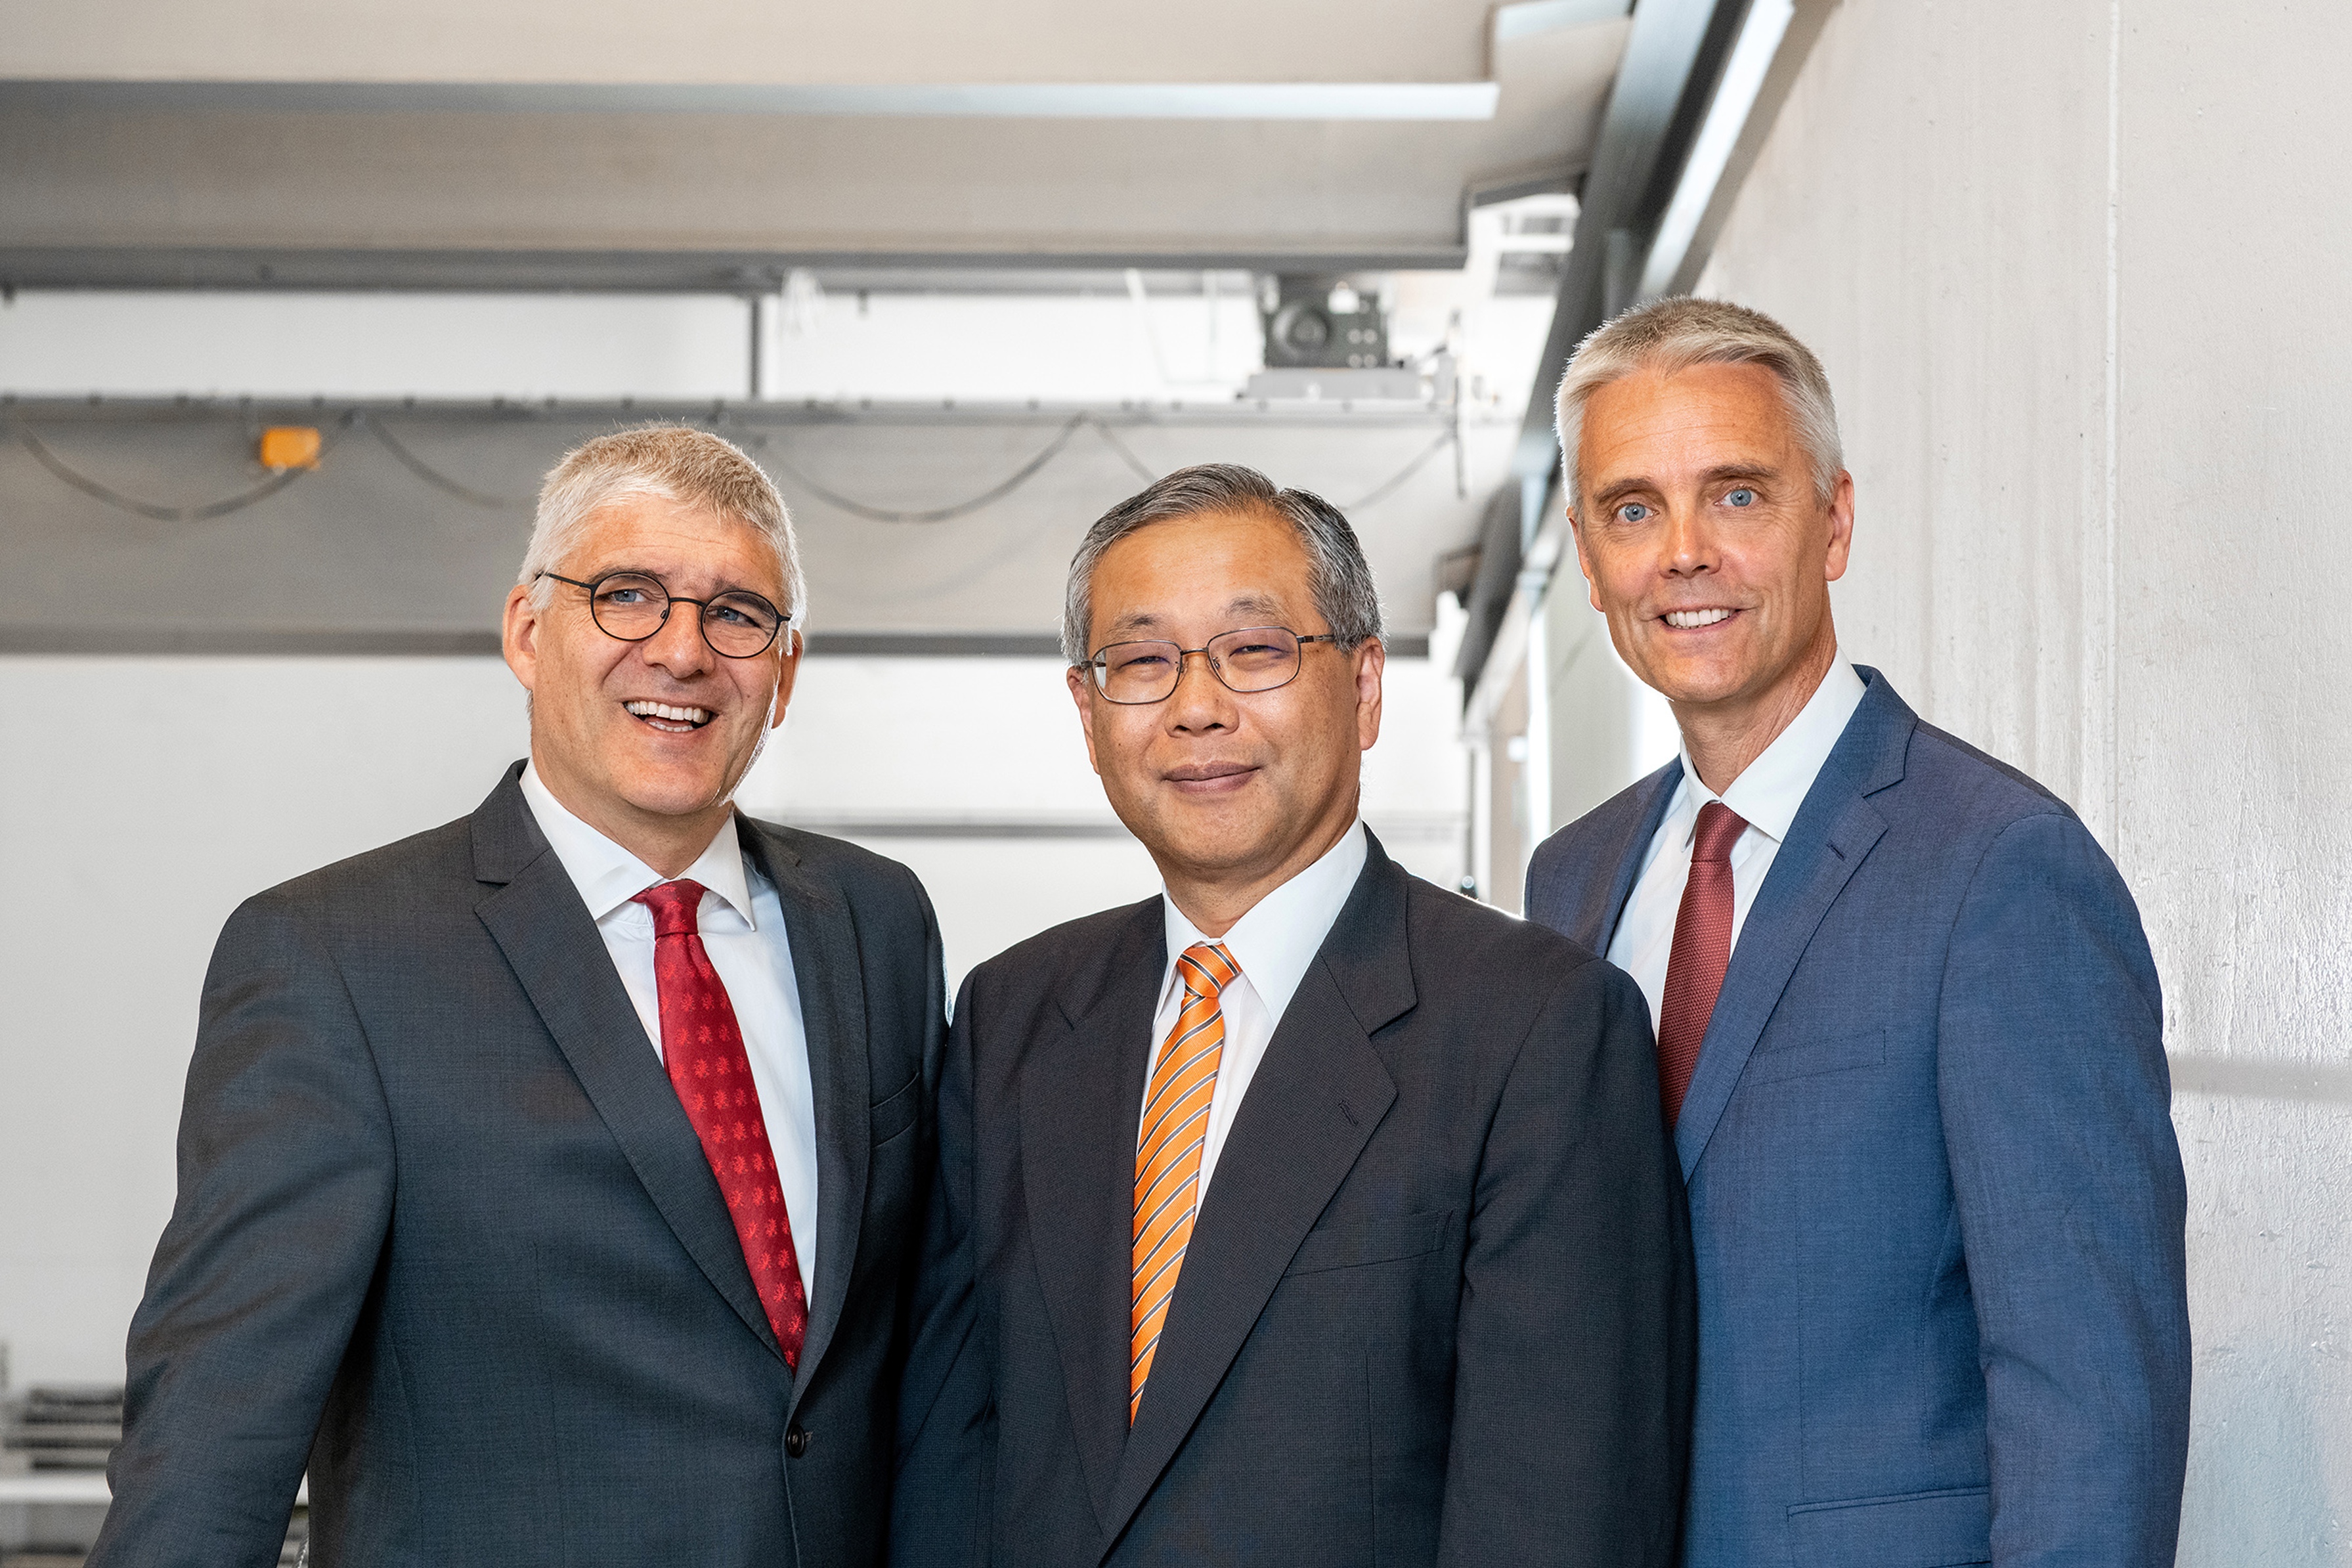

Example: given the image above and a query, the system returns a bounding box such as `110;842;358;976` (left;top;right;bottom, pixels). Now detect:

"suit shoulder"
1901;721;2081;835
969;898;1160;993
240;815;475;923
1401;872;1612;984
748;817;927;905
1529;759;1676;872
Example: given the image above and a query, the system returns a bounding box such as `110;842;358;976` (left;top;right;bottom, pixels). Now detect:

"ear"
1353;637;1386;752
1065;664;1104;777
766;628;803;730
501;583;542;692
1822;469;1857;582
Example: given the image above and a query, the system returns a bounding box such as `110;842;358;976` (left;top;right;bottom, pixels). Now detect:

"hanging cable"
1334;425;1459;512
360;414;531;510
758;413;1099;525
9;416;346;523
1086;418;1162;483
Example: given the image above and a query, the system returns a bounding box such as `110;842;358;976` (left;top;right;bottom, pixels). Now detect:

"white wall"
1688;0;2352;1559
0;649;1464;1386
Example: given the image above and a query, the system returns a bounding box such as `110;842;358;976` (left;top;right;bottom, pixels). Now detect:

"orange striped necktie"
1130;941;1240;1425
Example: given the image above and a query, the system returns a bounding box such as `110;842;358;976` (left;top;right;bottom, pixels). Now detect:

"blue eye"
1726;488;1757;508
1617;502;1652;524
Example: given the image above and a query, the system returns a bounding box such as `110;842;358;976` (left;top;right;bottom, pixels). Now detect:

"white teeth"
624;701;712;725
1664;608;1734;629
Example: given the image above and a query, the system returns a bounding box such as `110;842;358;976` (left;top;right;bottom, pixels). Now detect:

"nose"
1661;504;1717;578
640;599;715;678
1165;648;1235;734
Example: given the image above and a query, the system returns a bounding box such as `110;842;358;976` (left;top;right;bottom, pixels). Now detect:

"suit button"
785;1424;811;1459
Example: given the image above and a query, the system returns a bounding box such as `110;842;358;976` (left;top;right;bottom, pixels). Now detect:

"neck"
1673;625;1839;796
531;749;730;879
1160;795;1358;938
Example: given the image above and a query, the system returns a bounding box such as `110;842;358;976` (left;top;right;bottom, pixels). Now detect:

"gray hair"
1061;462;1384;664
1554;296;1843;512
518;424;806;627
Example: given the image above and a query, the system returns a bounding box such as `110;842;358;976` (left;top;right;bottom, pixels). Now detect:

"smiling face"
502;492;799;873
1068;508;1382;926
1570;359;1854;749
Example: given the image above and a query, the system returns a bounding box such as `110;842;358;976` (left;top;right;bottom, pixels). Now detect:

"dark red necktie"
634;879;808;1368
1655;802;1750;1126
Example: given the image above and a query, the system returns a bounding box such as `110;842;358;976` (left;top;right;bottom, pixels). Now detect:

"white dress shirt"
519;764;821;1300
1144;820;1368;1200
1607;660;1868;1032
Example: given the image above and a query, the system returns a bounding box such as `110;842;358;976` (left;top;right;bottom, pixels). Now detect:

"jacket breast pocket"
869;1070;921;1146
1282;1209;1451;1277
1787;1485;1990;1566
1743;1026;1887;1089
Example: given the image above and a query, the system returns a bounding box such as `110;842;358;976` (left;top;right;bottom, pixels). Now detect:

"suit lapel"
1580;762;1682;955
469;770;785;1362
1019;900;1165;1531
741;818;871;1406
1100;838;1408;1553
1673;671;1915;1178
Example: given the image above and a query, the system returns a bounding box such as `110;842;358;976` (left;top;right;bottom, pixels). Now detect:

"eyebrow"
1103;593;1292;640
1588;462;1780;509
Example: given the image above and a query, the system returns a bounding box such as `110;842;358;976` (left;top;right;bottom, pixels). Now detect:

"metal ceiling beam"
0;246;1471;295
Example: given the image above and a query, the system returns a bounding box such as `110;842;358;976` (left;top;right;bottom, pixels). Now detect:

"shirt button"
785;1424;811;1459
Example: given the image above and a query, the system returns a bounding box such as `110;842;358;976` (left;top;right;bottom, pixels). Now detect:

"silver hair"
1060;462;1385;665
1554;296;1844;512
517;424;806;628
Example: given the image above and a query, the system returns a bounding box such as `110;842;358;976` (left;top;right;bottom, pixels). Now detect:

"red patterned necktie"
634;878;808;1368
1655;802;1750;1126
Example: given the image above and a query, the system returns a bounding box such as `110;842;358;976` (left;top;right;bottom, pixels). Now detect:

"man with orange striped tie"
892;464;1695;1568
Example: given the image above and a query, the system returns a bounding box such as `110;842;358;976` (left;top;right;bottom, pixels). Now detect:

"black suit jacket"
892;832;1693;1568
89;764;946;1568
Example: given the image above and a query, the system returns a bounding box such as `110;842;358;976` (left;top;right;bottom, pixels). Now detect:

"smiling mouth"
1166;762;1257;793
624;699;714;733
1661;607;1737;630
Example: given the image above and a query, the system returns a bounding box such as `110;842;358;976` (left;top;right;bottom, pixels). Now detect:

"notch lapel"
1577;762;1682;955
1018;902;1165;1531
469;775;785;1363
1099;843;1410;1554
742;820;871;1406
1673;672;1915;1178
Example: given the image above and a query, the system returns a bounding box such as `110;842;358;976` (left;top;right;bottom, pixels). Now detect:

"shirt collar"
1669;657;1868;848
1159;819;1368;1022
518;760;758;928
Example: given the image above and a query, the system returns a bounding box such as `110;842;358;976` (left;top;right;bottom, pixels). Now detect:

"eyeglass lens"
588;573;783;657
1095;626;1303;703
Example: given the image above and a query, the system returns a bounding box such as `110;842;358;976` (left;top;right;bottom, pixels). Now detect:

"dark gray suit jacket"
892;832;1695;1568
89;764;946;1568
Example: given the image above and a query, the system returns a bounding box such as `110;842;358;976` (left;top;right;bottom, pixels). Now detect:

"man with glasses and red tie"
1524;299;2190;1567
91;426;944;1568
891;464;1694;1568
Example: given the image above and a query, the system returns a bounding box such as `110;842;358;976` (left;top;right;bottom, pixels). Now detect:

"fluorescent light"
1638;0;1796;298
1494;0;1635;45
0;79;1502;121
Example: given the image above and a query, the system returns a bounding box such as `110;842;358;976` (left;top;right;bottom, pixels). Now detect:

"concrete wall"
1689;0;2352;1559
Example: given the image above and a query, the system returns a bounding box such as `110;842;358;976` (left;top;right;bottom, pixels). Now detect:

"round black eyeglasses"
1083;626;1342;705
537;571;791;659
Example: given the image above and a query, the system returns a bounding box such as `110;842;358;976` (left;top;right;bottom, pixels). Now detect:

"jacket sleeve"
1936;812;2191;1567
86;892;397;1568
890;971;993;1568
1437;957;1695;1567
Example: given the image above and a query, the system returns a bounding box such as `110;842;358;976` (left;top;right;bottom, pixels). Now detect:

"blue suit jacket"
1525;668;2190;1568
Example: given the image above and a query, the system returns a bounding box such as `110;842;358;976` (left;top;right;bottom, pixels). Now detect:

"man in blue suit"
1525;297;2190;1567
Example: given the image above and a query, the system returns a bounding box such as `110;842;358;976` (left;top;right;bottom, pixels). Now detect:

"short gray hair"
1061;462;1384;664
519;424;806;626
1554;296;1842;512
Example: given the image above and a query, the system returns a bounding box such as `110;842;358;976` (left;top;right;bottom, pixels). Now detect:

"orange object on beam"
258;426;322;471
